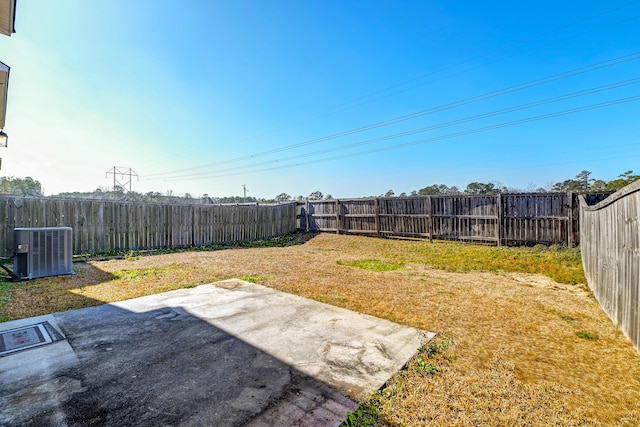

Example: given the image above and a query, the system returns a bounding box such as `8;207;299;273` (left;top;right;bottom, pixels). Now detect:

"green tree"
606;170;640;190
417;184;449;195
275;193;291;202
591;179;608;191
0;176;43;196
464;182;499;194
551;170;595;192
551;179;581;192
308;191;323;200
201;194;215;204
575;170;593;191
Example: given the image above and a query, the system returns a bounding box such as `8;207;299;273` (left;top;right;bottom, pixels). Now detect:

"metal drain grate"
0;321;65;356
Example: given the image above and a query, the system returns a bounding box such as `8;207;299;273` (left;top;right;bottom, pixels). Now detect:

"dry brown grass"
2;233;640;425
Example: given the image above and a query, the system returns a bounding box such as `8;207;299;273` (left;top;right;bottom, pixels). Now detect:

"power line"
312;0;640;114
147;78;640;180
155;94;640;181
146;51;640;179
149;78;640;179
146;52;640;181
330;14;640;119
148;0;640;176
169;1;640;158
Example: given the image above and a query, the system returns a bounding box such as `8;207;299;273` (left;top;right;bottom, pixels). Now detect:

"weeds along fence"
579;181;640;352
0;196;297;257
297;192;612;246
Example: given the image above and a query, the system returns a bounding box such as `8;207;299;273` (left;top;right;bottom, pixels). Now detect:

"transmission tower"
106;166;139;193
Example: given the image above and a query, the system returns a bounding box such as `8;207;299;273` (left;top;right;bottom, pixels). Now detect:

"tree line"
0;170;637;202
286;170;639;201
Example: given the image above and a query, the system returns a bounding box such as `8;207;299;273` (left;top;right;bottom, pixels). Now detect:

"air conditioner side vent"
13;227;74;280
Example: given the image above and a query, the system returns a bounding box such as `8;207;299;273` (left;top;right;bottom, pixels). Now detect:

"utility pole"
242;184;248;204
106;166;139;193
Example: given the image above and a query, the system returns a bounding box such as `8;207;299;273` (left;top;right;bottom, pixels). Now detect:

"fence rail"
0;192;615;258
579;181;640;352
297;192;612;246
0;196;297;257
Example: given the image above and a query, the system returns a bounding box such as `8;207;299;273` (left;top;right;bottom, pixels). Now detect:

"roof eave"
0;0;17;37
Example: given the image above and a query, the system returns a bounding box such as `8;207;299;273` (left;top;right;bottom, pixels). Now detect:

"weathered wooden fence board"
0;196;296;257
580;181;640;352
430;195;500;242
379;197;431;237
297;192;612;246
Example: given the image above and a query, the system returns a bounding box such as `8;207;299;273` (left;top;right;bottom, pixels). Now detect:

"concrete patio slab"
0;280;433;426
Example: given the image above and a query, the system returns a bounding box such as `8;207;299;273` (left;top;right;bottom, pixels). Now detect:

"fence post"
567;192;574;247
305;199;310;232
335;199;340;234
374;198;380;237
429;196;434;243
191;206;196;247
497;193;503;247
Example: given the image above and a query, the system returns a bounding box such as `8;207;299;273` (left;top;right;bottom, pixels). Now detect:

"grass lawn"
1;232;639;425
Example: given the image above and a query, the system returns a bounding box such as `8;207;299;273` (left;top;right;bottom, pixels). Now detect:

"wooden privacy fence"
579;181;640;352
0;196;297;257
298;192;612;246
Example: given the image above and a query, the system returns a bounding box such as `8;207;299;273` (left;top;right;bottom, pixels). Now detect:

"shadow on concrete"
1;304;356;426
1;281;428;426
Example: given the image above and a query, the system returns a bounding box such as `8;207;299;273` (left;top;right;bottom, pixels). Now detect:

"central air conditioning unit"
13;227;74;280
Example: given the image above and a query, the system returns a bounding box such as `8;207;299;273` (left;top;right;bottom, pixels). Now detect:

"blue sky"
0;0;639;198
